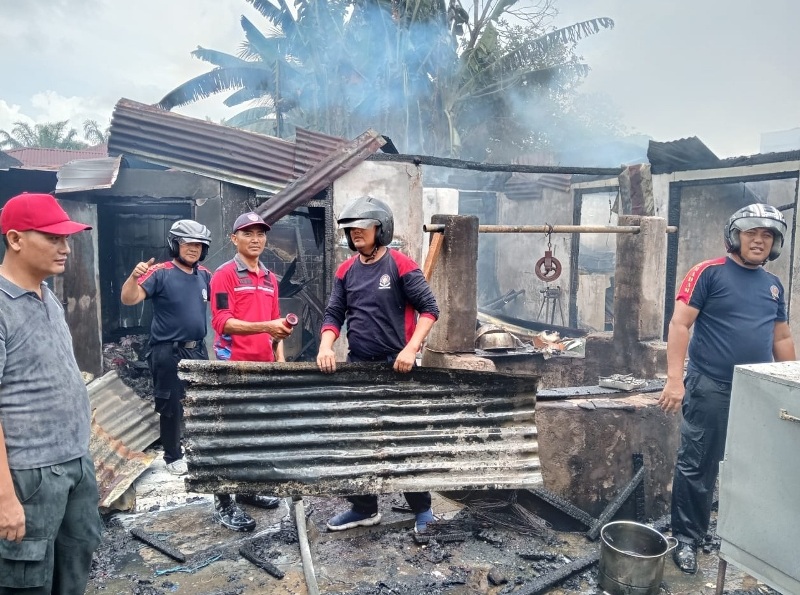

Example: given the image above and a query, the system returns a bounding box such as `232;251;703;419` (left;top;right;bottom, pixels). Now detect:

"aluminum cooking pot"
598;521;678;595
475;325;517;351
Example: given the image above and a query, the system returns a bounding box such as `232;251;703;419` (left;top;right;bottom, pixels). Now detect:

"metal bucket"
598;521;678;595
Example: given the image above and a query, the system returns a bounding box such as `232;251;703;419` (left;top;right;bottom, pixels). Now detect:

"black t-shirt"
678;257;787;383
139;261;211;343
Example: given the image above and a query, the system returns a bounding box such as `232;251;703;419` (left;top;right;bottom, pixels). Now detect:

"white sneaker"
165;459;188;476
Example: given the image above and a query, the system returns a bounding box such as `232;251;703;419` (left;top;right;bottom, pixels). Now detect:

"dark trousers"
671;369;731;545
0;455;102;595
148;342;208;464
349;492;432;516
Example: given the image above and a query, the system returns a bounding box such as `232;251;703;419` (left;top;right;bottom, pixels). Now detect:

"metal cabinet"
717;361;800;594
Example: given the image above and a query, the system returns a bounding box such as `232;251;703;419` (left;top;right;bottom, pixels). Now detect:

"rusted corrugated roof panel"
88;370;160;453
6;145;107;169
56;155;123;193
87;370;160;508
257;129;386;225
293;127;347;177
179;361;541;496
107;99;349;194
91;417;156;508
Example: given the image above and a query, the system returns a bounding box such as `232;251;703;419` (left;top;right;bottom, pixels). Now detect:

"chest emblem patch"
770;285;780;301
378;274;391;289
202;288;208;301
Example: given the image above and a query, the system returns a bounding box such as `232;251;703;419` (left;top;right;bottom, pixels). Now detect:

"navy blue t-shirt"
138;262;212;343
678;257;787;383
321;250;439;360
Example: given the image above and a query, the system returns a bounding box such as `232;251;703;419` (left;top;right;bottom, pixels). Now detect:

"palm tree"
83;119;110;145
0;120;89;150
158;0;614;157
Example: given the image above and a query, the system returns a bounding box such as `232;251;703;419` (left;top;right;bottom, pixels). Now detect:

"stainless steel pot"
598;521;678;595
475;324;517;351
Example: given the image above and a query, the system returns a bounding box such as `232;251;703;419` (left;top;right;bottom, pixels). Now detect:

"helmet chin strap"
359;245;380;262
175;255;199;269
735;250;766;267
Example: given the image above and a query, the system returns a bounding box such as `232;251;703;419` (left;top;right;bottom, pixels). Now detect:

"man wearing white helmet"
121;219;213;476
659;203;796;574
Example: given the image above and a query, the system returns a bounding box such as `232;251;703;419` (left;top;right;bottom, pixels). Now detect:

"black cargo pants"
670;369;732;545
148;341;208;464
0;455;102;595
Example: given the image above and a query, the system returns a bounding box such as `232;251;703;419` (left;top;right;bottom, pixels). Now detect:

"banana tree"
158;0;614;157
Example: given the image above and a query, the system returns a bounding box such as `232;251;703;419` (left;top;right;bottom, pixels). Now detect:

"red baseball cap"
233;212;271;232
1;193;92;235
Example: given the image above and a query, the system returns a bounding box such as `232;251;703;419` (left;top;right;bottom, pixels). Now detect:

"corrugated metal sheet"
87;370;161;507
91;417;156;508
107;98;349;194
179;361;541;496
257;129;385;225
294;127;347;177
56;155;123;193
6;145;107;169
88;370;160;452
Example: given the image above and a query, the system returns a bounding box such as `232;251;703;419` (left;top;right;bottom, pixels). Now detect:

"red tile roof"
6;145;108;169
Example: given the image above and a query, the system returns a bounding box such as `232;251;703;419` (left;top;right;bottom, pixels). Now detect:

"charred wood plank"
516;551;600;595
586;465;646;541
238;544;284;579
526;486;596;528
369;153;623;176
633;453;646;522
130;528;186;563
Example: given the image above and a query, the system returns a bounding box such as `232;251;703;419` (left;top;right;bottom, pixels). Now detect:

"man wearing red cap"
208;211;293;531
0;193;102;594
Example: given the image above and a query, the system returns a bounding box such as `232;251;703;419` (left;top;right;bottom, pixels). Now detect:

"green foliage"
158;1;616;158
0;120;89;150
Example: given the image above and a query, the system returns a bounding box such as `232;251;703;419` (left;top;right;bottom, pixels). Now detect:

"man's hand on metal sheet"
393;346;416;374
657;379;685;414
131;257;156;279
0;492;25;542
317;347;337;374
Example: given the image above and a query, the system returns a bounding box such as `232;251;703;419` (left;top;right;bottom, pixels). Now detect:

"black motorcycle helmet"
723;203;786;262
167;219;211;262
337;196;394;251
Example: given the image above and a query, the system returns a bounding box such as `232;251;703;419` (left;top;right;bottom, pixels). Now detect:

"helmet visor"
339;218;379;230
735;217;784;234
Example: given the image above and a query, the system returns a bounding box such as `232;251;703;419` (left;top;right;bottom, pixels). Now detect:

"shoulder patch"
676;257;726;303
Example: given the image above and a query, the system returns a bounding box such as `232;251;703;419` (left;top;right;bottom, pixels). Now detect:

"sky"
1;0;798;158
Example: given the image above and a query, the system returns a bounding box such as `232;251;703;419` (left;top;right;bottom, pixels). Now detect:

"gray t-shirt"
0;275;90;469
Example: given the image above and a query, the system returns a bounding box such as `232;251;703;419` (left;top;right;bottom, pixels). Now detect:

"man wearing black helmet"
317;196;440;534
659;203;796;574
121;219;213;476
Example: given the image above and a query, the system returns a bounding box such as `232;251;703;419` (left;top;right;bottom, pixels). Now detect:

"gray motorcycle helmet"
337;196;394;251
724;203;786;261
168;219;212;261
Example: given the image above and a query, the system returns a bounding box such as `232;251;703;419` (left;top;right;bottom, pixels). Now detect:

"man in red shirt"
209;211;293;531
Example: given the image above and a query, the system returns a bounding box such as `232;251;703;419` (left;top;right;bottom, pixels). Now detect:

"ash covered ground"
87;491;778;595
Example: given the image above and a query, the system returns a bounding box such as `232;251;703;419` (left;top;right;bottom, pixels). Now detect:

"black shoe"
673;541;698;574
213;502;256;532
237;494;281;509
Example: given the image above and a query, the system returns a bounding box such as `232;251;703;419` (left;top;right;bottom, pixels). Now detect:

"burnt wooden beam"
369;153;623;176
